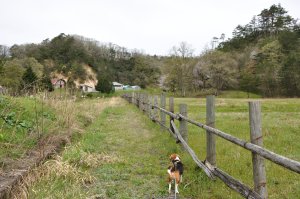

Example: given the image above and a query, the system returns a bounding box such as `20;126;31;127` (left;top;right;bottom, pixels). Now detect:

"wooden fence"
122;92;300;199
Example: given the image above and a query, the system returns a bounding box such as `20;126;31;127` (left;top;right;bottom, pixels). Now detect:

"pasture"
173;97;300;198
0;95;299;198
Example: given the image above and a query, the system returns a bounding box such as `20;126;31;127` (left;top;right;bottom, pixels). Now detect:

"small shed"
113;82;124;90
79;84;96;93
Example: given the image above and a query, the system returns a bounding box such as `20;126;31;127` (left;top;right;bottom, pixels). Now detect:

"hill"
0;34;162;95
0;4;299;97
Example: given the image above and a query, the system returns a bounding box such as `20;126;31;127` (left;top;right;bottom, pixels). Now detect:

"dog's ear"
169;153;176;161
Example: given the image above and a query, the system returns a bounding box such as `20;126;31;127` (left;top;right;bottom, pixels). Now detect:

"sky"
0;0;299;55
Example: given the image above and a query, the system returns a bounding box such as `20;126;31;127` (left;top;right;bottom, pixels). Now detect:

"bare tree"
165;42;195;96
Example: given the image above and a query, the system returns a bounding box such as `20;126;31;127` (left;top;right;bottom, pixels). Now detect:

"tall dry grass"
8;96;124;199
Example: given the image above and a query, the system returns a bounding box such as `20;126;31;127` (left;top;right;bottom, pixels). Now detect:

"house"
79;84;96;93
113;82;124;90
123;85;131;90
51;79;67;88
123;85;141;90
131;85;141;90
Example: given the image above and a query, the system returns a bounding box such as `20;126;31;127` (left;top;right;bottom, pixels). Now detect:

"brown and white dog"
167;153;184;194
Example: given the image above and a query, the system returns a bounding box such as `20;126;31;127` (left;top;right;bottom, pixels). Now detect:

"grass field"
173;97;300;198
1;94;299;198
26;96;299;198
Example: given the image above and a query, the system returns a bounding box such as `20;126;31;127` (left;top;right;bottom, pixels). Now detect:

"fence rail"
122;93;300;199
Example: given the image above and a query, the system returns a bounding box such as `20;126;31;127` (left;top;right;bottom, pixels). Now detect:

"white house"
113;82;124;90
79;84;96;93
131;85;141;90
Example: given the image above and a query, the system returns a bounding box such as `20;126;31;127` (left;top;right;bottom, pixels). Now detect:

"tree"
280;55;300;96
196;51;239;94
278;31;300;96
21;66;37;93
256;40;283;96
0;60;25;94
0;45;10;77
131;56;160;88
95;75;114;94
240;60;260;97
165;42;195;96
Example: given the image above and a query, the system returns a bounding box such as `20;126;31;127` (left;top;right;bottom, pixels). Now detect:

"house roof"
113;82;123;86
80;84;93;88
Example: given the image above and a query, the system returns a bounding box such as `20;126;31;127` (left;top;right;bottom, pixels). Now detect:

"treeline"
220;4;300;97
0;4;299;97
0;34;161;94
162;4;300;97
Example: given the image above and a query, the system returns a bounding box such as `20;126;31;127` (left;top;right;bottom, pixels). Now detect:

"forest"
0;4;299;97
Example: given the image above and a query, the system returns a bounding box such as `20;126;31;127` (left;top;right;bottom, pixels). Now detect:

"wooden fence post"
148;95;152;119
179;104;188;142
153;96;159;122
134;92;137;105
144;93;149;115
131;92;134;104
137;93;140;107
249;101;267;199
169;97;174;133
139;93;143;111
160;93;166;129
206;95;216;166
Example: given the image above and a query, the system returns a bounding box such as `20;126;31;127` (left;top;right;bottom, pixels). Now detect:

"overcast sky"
0;0;299;55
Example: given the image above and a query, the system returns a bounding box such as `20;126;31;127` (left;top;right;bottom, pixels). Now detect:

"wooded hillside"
0;4;299;97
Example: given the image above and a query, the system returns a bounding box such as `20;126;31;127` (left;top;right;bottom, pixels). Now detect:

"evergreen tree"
95;75;114;94
21;66;37;93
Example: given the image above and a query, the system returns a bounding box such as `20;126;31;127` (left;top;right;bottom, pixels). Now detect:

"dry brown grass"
10;155;96;199
78;152;121;168
6;97;126;199
42;97;121;136
39;155;95;184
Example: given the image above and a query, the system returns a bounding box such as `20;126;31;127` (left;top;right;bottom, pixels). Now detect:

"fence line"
170;120;262;199
122;93;300;199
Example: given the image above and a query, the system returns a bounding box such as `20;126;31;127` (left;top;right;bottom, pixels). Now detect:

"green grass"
29;101;184;198
0;96;56;160
173;97;300;198
218;90;261;98
22;97;300;198
0;94;112;164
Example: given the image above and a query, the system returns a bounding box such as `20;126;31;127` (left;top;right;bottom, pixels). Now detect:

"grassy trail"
29;98;188;198
28;97;300;199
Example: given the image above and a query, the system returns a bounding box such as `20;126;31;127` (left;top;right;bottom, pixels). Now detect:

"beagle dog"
167;153;184;194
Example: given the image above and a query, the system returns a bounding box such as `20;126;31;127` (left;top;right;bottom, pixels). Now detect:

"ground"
1;96;299;198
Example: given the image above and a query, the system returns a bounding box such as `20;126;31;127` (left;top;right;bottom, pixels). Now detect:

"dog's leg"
168;183;172;194
175;183;179;194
